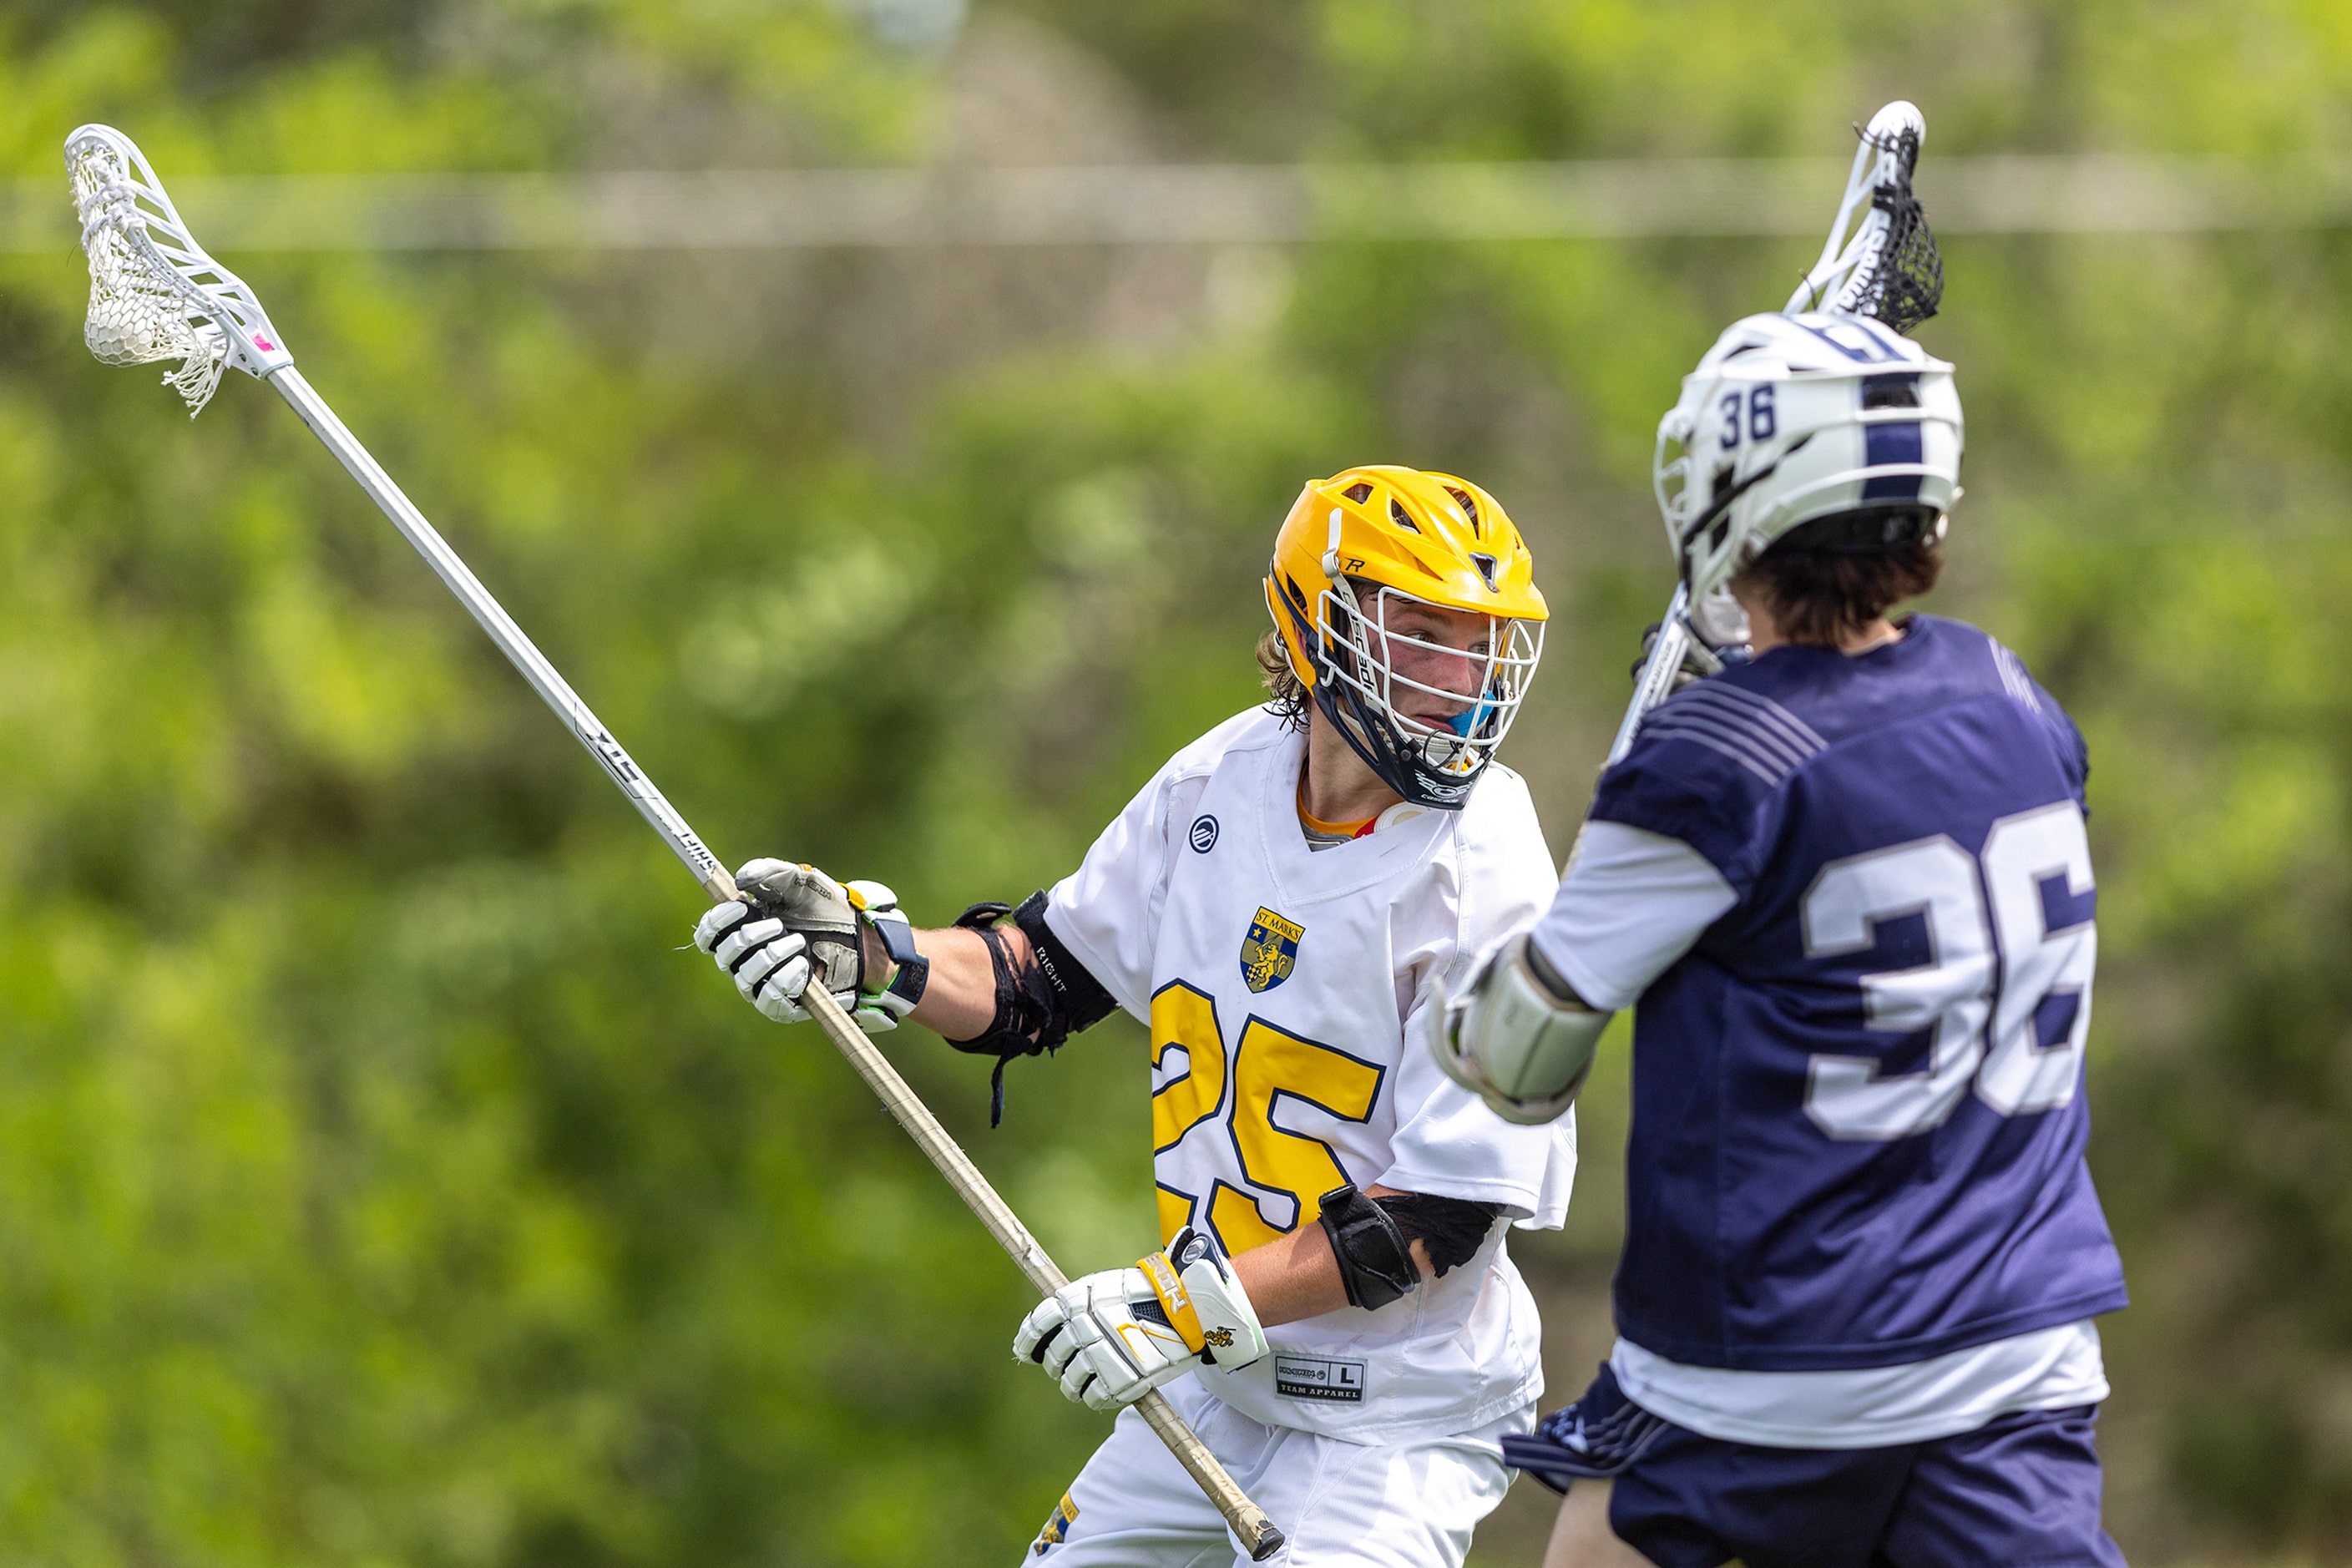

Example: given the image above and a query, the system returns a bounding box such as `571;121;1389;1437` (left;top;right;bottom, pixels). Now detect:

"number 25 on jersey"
1147;983;1384;1253
1803;801;2096;1141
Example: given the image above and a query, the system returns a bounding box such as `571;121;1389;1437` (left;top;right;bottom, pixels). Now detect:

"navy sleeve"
2036;683;2090;807
1992;632;2089;809
1587;734;1771;898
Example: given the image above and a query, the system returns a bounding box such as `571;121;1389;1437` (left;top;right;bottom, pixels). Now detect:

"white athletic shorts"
1023;1376;1534;1567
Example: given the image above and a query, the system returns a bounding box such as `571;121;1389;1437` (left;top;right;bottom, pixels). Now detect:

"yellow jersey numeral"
1150;982;1385;1252
1151;981;1226;1152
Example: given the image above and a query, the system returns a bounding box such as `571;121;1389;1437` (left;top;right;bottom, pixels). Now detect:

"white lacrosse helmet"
1653;310;1963;600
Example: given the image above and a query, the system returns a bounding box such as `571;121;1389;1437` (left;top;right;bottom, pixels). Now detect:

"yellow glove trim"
1138;1250;1208;1354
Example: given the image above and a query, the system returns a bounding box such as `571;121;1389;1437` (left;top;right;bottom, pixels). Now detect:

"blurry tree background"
1;1;2349;1563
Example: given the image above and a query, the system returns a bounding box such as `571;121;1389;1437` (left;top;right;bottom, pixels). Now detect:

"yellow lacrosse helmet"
1263;466;1548;808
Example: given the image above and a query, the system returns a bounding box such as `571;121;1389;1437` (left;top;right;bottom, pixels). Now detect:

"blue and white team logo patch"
1189;814;1219;853
1239;907;1302;994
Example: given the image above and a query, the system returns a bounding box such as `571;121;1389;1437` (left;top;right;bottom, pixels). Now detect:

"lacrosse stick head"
1788;100;1944;334
1642;101;1963;602
65;124;291;417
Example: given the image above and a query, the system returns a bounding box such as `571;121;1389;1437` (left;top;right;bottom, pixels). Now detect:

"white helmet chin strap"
1688;587;1752;649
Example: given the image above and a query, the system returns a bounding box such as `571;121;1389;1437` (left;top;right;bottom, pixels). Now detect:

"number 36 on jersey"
1803;800;2097;1141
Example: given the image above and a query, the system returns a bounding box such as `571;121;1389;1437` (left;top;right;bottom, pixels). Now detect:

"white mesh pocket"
65;127;284;416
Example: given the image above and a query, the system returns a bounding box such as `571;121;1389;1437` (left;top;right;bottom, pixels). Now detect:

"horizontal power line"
6;155;2347;252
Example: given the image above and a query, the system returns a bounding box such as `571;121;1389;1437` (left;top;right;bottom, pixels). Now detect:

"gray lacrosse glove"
693;858;911;1034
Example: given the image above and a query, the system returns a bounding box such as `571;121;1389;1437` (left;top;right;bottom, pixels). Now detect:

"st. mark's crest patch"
1030;1490;1078;1555
1240;907;1303;994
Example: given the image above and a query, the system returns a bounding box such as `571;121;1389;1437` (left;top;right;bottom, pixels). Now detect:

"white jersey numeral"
1800;837;1993;1139
1798;802;2096;1141
1977;804;2098;1115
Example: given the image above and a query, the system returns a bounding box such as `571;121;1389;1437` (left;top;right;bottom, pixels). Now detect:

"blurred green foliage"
3;2;2352;1563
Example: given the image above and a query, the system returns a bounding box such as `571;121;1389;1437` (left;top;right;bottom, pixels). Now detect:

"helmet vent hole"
1444;485;1481;534
1388;496;1420;533
1863;372;1921;409
1343;482;1374;504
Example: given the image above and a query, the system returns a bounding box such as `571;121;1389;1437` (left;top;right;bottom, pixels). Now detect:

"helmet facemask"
1290;576;1542;810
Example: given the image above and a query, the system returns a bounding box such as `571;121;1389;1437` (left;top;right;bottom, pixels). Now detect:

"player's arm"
1433;821;1737;1123
1227;1182;1502;1322
1431;932;1616;1125
690;861;1116;1120
1012;1181;1501;1414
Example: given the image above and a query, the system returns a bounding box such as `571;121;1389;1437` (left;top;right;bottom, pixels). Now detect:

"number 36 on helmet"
1655;311;1965;603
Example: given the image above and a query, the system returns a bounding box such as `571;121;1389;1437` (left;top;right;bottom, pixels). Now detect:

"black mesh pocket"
1855;127;1945;333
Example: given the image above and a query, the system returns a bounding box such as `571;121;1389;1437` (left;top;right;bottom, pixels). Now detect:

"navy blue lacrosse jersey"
1592;615;2127;1373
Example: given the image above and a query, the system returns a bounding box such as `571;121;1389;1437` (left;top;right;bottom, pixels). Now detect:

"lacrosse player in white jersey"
692;466;1576;1565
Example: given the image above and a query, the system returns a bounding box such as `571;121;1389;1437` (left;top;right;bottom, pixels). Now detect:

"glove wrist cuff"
847;881;929;1019
862;908;928;1017
1140;1227;1268;1370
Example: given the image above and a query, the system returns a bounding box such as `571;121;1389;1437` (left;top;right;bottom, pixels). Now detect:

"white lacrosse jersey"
1045;706;1576;1444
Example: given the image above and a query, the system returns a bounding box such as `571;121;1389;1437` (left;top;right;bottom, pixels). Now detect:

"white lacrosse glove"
1013;1227;1268;1413
691;859;928;1034
1429;931;1611;1125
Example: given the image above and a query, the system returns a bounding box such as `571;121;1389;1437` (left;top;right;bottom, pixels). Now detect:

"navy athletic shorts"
1501;1364;2128;1568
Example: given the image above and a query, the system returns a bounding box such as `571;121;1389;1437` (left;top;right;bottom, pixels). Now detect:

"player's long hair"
1255;628;1310;730
1732;539;1944;646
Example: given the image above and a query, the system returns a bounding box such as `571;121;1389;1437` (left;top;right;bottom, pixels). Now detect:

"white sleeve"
1528;820;1738;1013
1382;989;1579;1226
1379;768;1578;1227
1041;767;1210;1024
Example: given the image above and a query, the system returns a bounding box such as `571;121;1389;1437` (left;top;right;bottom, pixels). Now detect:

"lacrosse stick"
1609;100;1942;767
1786;99;1942;331
63;124;1286;1563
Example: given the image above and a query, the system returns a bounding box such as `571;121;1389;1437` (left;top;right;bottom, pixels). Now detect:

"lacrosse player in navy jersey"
1432;302;2131;1568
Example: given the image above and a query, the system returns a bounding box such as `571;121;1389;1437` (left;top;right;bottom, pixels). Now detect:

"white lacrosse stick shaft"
266;369;733;895
269;382;1292;1557
1606;581;1691;768
65;124;1283;1563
